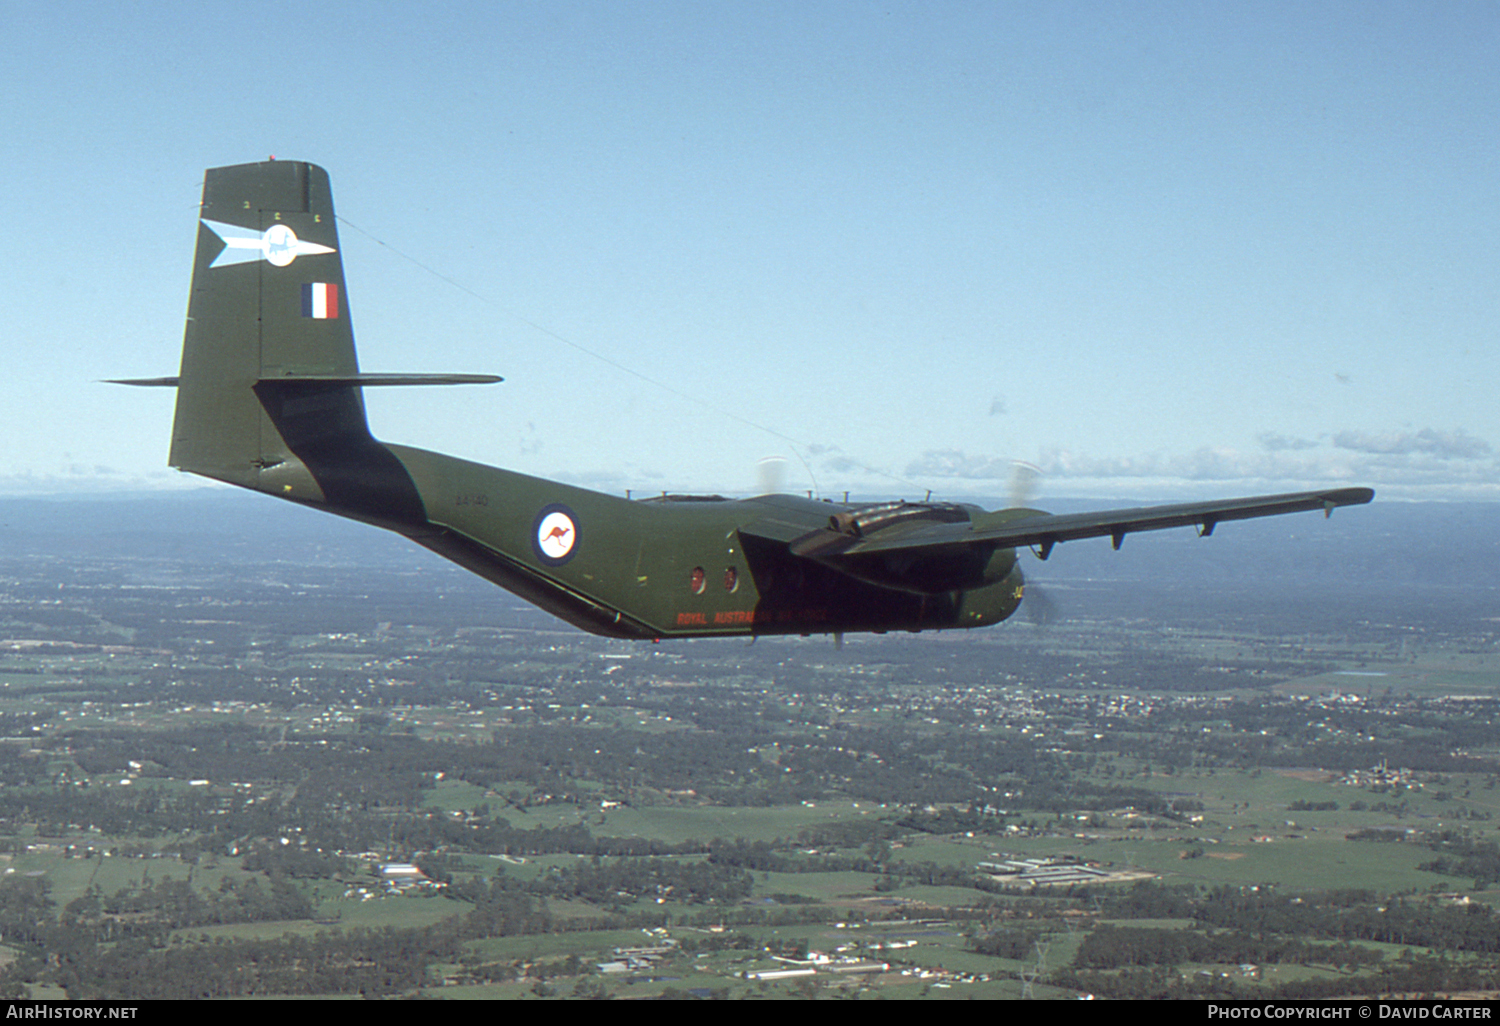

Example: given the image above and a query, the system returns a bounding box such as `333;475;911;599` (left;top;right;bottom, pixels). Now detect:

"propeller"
1022;579;1060;626
755;455;789;496
1008;460;1042;509
1006;461;1060;627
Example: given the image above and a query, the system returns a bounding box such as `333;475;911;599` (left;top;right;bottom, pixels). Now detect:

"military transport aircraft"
113;161;1372;640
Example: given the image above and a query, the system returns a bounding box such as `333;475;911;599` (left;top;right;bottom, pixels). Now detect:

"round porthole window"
689;566;706;594
724;567;738;592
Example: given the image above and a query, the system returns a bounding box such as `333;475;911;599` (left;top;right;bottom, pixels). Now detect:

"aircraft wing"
770;487;1373;562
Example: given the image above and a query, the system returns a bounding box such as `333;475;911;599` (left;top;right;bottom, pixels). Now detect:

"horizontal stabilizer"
107;374;501;387
260;373;502;386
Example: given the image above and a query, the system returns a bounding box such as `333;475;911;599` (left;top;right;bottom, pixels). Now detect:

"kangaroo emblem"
534;507;578;563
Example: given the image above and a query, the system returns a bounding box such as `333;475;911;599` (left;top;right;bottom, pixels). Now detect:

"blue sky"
5;0;1498;502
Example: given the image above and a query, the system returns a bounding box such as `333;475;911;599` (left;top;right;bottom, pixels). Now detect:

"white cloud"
903;426;1500;498
0;468;190;495
1257;432;1319;452
1330;428;1491;460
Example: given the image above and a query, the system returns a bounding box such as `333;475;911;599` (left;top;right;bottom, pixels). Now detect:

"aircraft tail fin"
159;161;498;526
170;160;364;492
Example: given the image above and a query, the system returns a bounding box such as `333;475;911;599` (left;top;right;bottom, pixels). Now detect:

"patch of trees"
47;924;457;999
84;873;312;933
1072;924;1381;971
1098;882;1500;955
525;857;753;908
241;843;351;879
1056;952;1500;1002
970;926;1047;960
1417;829;1500;886
0;876;56;949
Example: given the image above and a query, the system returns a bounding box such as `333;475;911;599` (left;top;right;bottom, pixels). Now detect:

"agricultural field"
1;497;1499;998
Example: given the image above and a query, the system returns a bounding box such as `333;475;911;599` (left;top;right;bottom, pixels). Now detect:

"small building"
379;863;429;890
746;968;817;981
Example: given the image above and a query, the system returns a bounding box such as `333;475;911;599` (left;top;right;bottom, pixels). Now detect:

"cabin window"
724;567;738;592
689;566;706;594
